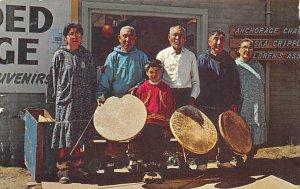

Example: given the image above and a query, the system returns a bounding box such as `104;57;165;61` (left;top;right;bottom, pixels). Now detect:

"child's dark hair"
144;59;164;72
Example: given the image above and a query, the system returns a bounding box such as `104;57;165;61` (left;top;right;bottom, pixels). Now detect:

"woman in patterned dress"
235;38;267;163
46;23;97;183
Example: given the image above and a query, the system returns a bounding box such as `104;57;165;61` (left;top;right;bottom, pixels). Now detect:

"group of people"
46;23;267;184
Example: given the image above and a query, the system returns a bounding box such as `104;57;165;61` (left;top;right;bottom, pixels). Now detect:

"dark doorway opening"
91;14;197;66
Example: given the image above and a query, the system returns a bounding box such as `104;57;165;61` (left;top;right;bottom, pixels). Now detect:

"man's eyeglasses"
67;32;82;37
241;46;254;50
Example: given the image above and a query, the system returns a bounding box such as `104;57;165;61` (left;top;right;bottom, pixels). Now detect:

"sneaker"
196;164;207;171
143;172;162;184
217;161;235;169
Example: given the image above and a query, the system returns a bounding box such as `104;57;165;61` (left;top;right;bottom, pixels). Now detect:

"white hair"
119;26;136;35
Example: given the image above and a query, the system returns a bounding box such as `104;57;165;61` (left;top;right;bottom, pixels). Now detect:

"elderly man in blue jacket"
96;25;148;174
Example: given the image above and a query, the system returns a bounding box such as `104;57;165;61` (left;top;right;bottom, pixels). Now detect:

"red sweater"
136;80;175;127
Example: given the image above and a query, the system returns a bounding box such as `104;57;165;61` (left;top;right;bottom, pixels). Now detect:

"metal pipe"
265;0;271;139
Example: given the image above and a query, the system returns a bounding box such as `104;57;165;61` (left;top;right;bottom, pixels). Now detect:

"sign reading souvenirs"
0;0;70;93
230;25;300;61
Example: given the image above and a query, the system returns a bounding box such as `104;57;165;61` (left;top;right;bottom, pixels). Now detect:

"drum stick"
177;174;205;189
70;114;94;156
181;145;187;163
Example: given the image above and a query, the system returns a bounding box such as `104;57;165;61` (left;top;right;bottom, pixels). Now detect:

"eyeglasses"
67;32;82;37
241;46;254;50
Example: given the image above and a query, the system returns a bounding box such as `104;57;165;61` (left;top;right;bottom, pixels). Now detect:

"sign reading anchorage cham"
0;0;70;93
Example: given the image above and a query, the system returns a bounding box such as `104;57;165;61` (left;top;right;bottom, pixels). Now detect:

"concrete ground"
39;159;300;189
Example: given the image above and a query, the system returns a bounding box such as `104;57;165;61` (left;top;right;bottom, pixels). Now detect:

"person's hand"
188;97;196;106
128;87;137;95
97;96;105;106
230;104;238;112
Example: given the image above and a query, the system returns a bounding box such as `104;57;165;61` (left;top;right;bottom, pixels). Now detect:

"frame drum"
170;105;217;154
93;94;147;142
219;110;253;155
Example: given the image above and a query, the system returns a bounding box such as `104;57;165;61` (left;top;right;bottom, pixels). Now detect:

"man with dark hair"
196;29;241;170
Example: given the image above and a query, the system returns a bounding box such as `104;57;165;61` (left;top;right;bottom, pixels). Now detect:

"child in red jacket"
127;59;175;183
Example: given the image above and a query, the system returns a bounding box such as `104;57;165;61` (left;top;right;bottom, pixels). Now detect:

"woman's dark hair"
144;59;164;72
63;23;84;37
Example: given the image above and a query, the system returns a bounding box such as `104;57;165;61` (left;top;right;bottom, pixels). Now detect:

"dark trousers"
172;88;192;109
171;88;192;166
127;123;167;164
192;107;234;165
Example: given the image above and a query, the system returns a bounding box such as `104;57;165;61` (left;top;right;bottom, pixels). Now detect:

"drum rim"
93;95;147;142
170;105;218;154
218;110;253;155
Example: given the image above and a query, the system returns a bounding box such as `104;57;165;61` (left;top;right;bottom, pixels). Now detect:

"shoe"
57;169;71;184
157;162;168;171
104;162;115;175
234;155;245;167
217;161;235;169
71;159;89;180
59;176;70;184
143;172;162;184
127;160;138;172
57;161;71;184
196;164;207;171
72;167;89;180
179;162;190;171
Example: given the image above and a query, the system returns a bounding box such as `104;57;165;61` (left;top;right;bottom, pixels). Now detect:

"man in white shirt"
156;25;200;171
156;25;200;107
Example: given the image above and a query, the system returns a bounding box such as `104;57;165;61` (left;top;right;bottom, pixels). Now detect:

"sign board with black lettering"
230;25;300;62
230;25;300;36
0;0;70;93
230;38;300;49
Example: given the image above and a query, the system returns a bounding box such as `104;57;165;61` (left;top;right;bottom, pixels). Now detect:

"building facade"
0;0;299;166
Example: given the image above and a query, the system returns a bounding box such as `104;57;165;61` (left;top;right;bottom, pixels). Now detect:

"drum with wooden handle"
219;110;253;155
93;94;147;142
170;105;217;154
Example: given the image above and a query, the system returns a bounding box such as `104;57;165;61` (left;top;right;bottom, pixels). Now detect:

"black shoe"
104;162;115;175
71;168;90;181
179;162;190;171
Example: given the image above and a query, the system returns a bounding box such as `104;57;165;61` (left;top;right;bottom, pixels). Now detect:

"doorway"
80;1;208;66
91;14;197;66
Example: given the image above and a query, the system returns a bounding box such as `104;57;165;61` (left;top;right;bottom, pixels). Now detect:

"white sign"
0;0;70;93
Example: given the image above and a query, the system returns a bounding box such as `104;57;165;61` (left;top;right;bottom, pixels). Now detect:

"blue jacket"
96;45;148;99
